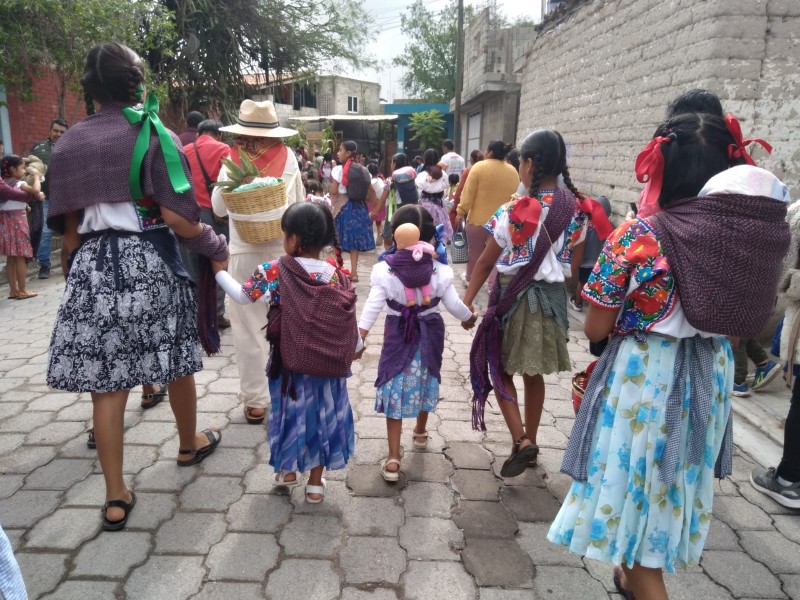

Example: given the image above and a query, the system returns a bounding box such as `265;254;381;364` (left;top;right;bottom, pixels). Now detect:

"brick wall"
6;76;85;155
515;0;800;218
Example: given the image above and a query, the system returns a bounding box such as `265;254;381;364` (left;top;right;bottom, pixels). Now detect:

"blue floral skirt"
335;199;375;252
375;350;439;419
268;372;355;473
547;334;733;572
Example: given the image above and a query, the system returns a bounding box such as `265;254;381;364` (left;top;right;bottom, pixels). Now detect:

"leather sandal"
244;406;265;424
177;428;221;466
305;478;326;504
412;429;429;449
381;458;402;482
500;435;539;478
273;471;300;488
101;491;137;531
140;385;167;409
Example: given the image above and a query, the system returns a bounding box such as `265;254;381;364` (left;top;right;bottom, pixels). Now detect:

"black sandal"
244;406;265;425
101;491;137;531
500;435;539;478
140;384;168;409
177;428;222;467
613;566;636;600
87;428;96;449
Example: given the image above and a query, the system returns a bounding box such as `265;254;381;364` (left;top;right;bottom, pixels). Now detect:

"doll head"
394;223;421;250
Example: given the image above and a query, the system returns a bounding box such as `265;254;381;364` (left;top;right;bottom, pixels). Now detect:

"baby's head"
394;223;421;250
428;165;443;181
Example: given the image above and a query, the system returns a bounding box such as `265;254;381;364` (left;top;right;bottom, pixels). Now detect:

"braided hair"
554;131;584;200
518;129;560;198
81;43;144;115
280;202;343;268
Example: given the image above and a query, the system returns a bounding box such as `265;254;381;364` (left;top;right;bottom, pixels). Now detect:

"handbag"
450;219;468;264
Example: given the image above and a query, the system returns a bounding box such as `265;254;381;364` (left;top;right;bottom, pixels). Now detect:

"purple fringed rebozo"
197;255;221;355
469;188;577;430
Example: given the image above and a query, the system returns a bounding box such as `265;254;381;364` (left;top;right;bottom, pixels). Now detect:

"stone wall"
515;0;800;218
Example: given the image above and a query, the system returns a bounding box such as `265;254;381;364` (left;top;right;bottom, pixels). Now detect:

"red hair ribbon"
724;113;772;166
635;135;673;209
509;196;543;245
341;158;353;188
578;196;613;240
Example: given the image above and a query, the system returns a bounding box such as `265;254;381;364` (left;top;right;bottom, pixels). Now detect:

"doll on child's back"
388;222;437;307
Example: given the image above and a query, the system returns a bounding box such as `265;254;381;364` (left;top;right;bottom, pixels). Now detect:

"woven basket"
571;359;598;415
221;179;286;244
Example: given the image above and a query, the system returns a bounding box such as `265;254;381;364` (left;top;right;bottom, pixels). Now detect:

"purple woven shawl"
384;249;433;289
649;194;789;337
376;298;445;387
469;188;577;430
46;103;198;224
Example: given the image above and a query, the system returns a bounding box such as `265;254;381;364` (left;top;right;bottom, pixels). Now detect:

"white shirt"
358;261;473;331
1;181;28;211
331;165;347;195
211;149;304;255
440;152;466;177
371;177;385;199
415;171;449;195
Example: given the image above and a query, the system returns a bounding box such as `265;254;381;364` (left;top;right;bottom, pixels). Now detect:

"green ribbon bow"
122;92;191;199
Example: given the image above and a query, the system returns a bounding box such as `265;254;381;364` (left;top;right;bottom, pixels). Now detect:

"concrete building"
252;74;382;126
457;8;536;156
515;0;800;218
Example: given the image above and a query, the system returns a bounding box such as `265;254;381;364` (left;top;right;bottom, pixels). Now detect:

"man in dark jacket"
30;118;67;279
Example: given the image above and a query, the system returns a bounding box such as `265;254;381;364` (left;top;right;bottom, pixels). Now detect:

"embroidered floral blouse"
484;190;588;281
581;218;710;338
216;257;340;306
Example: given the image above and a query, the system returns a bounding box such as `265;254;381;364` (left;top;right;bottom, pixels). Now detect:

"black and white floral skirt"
47;234;203;393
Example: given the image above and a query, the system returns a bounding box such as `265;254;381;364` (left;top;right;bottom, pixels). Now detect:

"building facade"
457;8;536;156
515;0;800;218
253;75;382;126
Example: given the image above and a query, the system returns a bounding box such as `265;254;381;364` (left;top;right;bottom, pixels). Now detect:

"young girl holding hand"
214;202;360;502
1;155;44;299
358;205;476;481
464;129;588;478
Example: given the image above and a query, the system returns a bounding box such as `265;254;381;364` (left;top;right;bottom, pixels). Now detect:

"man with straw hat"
212;99;304;424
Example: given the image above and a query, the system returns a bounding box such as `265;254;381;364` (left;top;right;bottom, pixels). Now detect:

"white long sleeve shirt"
358;261;473;331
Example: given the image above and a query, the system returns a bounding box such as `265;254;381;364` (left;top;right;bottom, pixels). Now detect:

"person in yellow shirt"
456;140;520;283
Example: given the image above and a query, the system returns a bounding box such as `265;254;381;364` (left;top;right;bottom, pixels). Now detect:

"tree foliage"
410;109;445;151
394;0;474;102
0;0;372;122
148;0;372;120
0;0;174;120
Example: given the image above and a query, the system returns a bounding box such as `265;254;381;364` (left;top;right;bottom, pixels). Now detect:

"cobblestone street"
1;247;799;599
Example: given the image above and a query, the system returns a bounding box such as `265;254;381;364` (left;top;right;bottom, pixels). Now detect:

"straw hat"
220;99;298;138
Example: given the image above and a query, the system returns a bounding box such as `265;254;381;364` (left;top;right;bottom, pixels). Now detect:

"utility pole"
454;0;464;153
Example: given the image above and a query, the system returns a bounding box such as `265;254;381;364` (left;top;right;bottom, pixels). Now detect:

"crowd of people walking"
2;40;799;600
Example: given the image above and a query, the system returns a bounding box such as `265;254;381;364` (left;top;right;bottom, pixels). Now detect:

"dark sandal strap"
104;498;132;510
513;434;529;450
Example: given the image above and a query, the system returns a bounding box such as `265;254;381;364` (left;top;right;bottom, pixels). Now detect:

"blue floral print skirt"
547;334;733;572
335;199;376;252
268;372;355;474
375;349;440;419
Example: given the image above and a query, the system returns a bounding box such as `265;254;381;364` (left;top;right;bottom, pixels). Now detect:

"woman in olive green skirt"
463;129;587;478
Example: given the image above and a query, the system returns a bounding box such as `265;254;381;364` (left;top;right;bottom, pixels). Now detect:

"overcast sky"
343;0;542;102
